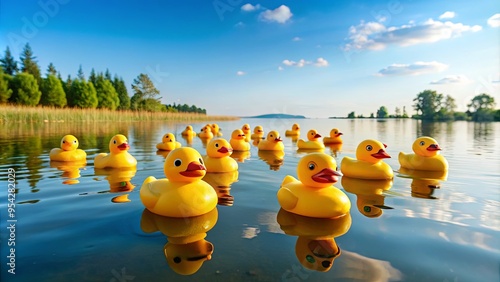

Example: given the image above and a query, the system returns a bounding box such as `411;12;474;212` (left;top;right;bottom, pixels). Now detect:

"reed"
0;105;239;123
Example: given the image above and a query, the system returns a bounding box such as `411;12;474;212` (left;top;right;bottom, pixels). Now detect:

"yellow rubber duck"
181;125;197;138
140;208;218;275
229;129;250;151
297;129;325;150
341;177;393;218
204;138;238;172
49;134;87;162
340;139;393;180
258;130;284;151
198;125;214;139
285;123;300;136
241;124;251;142
277;209;351;272
277;153;351;218
398;136;448;171
210;123;222;136
140;147;217;217
94;134;137;169
156;133;182;151
323;128;343;144
258;150;285;171
251;125;264;139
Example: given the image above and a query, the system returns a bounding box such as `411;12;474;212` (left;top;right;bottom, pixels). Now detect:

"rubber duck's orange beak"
274;137;282;142
217;146;232;153
314;134;322;138
427;144;441;151
180;162;206;177
117;143;129;150
371;149;391;159
311;168;342;183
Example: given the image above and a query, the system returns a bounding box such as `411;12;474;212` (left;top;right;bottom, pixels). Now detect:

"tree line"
0;44;207;114
347;90;499;122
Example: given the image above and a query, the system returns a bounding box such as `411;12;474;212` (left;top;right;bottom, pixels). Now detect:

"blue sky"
1;0;498;117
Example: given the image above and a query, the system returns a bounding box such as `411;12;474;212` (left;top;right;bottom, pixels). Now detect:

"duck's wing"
277;186;298;211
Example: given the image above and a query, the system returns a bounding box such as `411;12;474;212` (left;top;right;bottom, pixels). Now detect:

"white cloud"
439;11;456;19
314;57;329;67
259;5;292;24
236;71;246;76
278;66;284;71
487;13;500;28
241;3;261;12
344;18;482;51
377;61;448;76
292;36;301;41
430;75;471;84
282;58;329;68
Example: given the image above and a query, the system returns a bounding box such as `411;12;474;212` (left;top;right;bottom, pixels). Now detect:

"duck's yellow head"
109;134;130;154
266;130;282;142
201;125;212;134
241;124;251;133
185;125;193;131
355;139;391;163
211;124;219;133
412;136;442;157
330;128;343;138
292;123;300;131
231;129;245;141
206;138;233;158
164;147;206;182
253;126;264;134
306;129;322;141
60;134;79;151
162;133;176;144
297;153;342;188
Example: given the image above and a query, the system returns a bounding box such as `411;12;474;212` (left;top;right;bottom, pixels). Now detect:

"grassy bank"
0;105;239;123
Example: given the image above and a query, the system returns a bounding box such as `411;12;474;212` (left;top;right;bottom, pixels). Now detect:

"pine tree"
104;69;112;80
20;43;42;86
68;79;98;108
95;74;119;110
9;72;42;106
40;74;67;107
0;47;18;75
113;76;130;110
47;63;57;76
0;67;13;103
130;73;162;111
77;65;85;80
89;68;97;85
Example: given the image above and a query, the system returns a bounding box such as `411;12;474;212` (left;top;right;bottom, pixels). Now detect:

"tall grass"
0;105;239;123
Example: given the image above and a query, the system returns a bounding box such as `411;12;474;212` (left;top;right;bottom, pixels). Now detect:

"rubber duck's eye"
419;141;425;146
174;159;182;167
308;162;316;170
364;206;372;212
270;134;274;138
306;255;315;263
366;145;373;151
322;261;331;268
62;141;66;143
199;158;203;164
73;140;77;144
113;140;117;144
215;143;219;147
173;257;181;263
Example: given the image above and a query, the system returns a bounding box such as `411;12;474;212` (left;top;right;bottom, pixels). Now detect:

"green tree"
47;63;57;76
395;107;401;118
9;72;42;106
105;69;112;80
89;68;97;85
63;75;73;97
130;73;162;111
402;106;409;118
413;90;443;120
347;111;355;118
0;67;13;103
95;74;119;110
40;74;67;107
68;79;98;108
20;43;42;86
437;95;456;121
114;76;130;110
376;106;388;118
468;93;496;122
0;46;18;75
77;65;85;80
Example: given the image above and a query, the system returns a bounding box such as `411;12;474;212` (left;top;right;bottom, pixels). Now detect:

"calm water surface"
0;119;498;282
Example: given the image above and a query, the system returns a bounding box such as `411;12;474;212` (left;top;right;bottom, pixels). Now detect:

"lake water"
0;118;499;282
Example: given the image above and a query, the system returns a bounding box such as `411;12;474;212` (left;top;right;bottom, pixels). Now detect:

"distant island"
245;113;307;119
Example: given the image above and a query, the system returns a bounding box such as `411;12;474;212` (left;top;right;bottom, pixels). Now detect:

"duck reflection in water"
50;160;86;185
203;171;239;206
94;167;137;203
327;143;343;159
341;177;394;218
258;150;285;171
398;168;448;199
140;208;218;275
277;209;351;272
